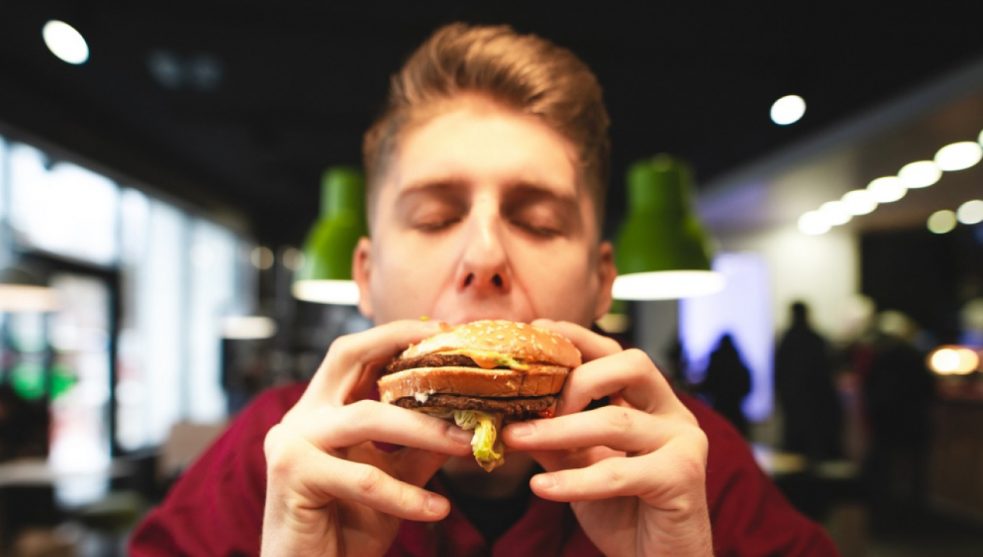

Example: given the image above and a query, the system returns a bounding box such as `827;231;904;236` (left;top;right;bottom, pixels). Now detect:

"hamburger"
378;320;581;471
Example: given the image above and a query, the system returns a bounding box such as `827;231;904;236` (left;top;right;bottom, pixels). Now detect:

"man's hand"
503;320;713;556
261;320;473;557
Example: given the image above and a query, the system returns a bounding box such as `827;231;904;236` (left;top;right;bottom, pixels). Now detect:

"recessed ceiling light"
770;94;806;125
42;20;89;65
282;247;304;271
898;160;942;189
927;210;957;234
250;246;275;270
935;141;983;171
798;211;830;235
841;189;878;215
957;199;983;225
866;176;906;203
819;200;851;225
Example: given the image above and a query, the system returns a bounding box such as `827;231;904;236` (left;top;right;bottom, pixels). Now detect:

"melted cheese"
437;349;530;371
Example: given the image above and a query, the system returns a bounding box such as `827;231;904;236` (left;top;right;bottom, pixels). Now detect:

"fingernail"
426;494;447;515
532;474;555;490
509;422;534;437
449;427;473;444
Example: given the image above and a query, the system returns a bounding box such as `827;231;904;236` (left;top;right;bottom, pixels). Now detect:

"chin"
442;452;535;477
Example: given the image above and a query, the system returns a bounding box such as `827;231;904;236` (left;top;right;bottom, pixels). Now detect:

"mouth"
435;311;533;325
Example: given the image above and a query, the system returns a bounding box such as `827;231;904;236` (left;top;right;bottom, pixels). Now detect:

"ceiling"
2;2;983;245
700;58;983;234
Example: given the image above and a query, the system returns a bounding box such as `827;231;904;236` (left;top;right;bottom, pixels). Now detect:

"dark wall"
861;225;983;343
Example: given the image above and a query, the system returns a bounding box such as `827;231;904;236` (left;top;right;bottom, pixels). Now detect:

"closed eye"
415;216;461;232
511;219;561;238
396;181;469;234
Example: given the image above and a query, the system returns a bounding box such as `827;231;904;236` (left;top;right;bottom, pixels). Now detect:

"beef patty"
384;353;484;374
392;393;557;419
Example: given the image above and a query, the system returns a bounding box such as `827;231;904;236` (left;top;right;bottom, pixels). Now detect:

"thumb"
392;448;452;487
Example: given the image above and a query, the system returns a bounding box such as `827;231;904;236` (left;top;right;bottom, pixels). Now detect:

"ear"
352;236;374;319
593;241;617;321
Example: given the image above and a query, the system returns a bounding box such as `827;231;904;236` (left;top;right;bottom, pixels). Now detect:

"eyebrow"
393;176;582;218
393;179;469;216
398;176;469;197
503;181;579;208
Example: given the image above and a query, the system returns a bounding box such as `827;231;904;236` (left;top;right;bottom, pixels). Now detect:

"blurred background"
0;2;982;555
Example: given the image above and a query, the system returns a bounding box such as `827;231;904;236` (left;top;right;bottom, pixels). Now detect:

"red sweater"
130;382;838;556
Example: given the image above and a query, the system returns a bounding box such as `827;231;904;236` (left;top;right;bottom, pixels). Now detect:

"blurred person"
861;311;935;527
774;301;843;462
959;297;983;346
129;23;837;556
693;333;753;437
664;333;690;389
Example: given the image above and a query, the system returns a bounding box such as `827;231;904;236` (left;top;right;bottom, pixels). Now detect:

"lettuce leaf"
454;410;505;472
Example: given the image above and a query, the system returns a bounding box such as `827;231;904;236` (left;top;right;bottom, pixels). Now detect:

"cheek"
369;236;456;319
509;240;600;319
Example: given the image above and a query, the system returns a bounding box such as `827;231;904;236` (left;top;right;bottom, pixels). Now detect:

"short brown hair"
362;22;610;229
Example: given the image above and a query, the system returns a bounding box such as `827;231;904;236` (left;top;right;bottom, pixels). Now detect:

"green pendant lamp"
291;167;367;305
613;154;724;300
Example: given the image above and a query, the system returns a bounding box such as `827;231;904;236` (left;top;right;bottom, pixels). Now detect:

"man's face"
354;96;615;327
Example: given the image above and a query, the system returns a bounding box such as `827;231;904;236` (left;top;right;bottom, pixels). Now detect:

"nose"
455;209;511;297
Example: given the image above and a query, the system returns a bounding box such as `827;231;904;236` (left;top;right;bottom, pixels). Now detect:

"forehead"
387;97;583;198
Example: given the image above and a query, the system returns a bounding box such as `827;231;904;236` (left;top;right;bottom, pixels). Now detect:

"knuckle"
354;465;385;497
263;423;284;455
602;337;623;354
264;425;299;477
328;333;357;361
676;433;709;483
339;400;378;430
604;463;628;492
623;348;652;370
347;398;377;414
679;452;707;484
604;406;635;436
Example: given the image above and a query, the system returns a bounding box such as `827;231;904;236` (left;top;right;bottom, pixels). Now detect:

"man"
775;301;842;461
131;23;837;556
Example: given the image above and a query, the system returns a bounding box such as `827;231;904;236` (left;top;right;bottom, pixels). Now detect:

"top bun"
399;320;582;368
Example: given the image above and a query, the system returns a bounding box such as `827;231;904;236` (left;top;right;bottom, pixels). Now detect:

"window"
0;136;254;459
8;143;118;265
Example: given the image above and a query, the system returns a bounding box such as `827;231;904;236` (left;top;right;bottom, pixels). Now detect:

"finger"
530;451;705;504
559;349;686;416
313;446;451;521
529;455;648;502
503;405;684;454
298;400;474;456
265;426;450;522
530;319;622;361
304;319;448;404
